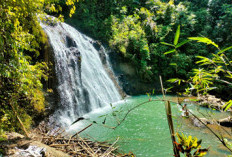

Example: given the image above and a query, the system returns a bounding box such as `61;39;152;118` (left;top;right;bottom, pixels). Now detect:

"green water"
68;95;231;157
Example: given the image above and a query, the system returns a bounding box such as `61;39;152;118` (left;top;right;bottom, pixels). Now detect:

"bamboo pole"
71;123;93;138
166;101;180;157
160;76;180;157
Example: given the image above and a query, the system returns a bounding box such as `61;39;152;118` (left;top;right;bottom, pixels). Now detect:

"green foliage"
65;0;197;82
188;37;219;49
168;36;232;110
0;0;78;133
187;39;232;109
62;0;232;92
110;13;152;80
175;132;208;157
162;25;190;55
189;69;215;94
108;1;195;81
174;25;181;46
222;100;232;111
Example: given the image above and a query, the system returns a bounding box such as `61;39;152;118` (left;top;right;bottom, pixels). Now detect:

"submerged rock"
192;116;232;128
192;117;212;128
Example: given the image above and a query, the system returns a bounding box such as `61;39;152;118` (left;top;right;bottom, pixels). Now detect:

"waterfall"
40;19;121;125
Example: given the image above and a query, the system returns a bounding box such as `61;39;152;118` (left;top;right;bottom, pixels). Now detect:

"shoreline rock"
197;95;229;111
218;116;232;127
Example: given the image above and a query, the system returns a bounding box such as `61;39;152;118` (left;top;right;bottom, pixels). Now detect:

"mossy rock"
200;103;210;108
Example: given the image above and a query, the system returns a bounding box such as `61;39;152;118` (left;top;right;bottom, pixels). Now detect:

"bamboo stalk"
49;144;76;147
160;76;180;157
9;102;29;138
79;136;96;156
166;101;180;157
71;123;93;138
101;137;119;157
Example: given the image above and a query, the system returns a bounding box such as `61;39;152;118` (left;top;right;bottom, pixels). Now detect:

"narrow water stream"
68;95;231;157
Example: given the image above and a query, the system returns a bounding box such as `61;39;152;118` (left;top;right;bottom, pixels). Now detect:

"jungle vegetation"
1;0;232;140
67;0;232;97
0;0;77;136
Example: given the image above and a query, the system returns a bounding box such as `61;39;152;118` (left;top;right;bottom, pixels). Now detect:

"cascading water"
40;19;121;126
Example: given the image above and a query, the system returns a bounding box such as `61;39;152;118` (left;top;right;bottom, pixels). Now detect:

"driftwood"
33;122;133;157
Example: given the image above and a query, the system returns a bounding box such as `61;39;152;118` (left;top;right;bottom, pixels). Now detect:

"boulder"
197;94;229;111
14;145;45;157
218;116;232;127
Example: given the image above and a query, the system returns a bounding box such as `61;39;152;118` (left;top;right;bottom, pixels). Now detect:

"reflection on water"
67;95;231;157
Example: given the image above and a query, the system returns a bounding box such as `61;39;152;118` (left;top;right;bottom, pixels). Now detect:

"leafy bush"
175;132;208;157
0;0;78;133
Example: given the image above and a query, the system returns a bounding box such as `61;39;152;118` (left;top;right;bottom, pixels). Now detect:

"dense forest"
65;0;232;97
0;0;78;135
1;0;232;156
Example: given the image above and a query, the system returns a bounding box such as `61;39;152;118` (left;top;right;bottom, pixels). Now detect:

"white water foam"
41;19;121;126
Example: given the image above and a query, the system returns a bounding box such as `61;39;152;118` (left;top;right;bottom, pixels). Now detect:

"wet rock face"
91;41;107;65
108;51;159;95
66;36;77;48
93;41;101;51
83;88;91;113
98;47;107;65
